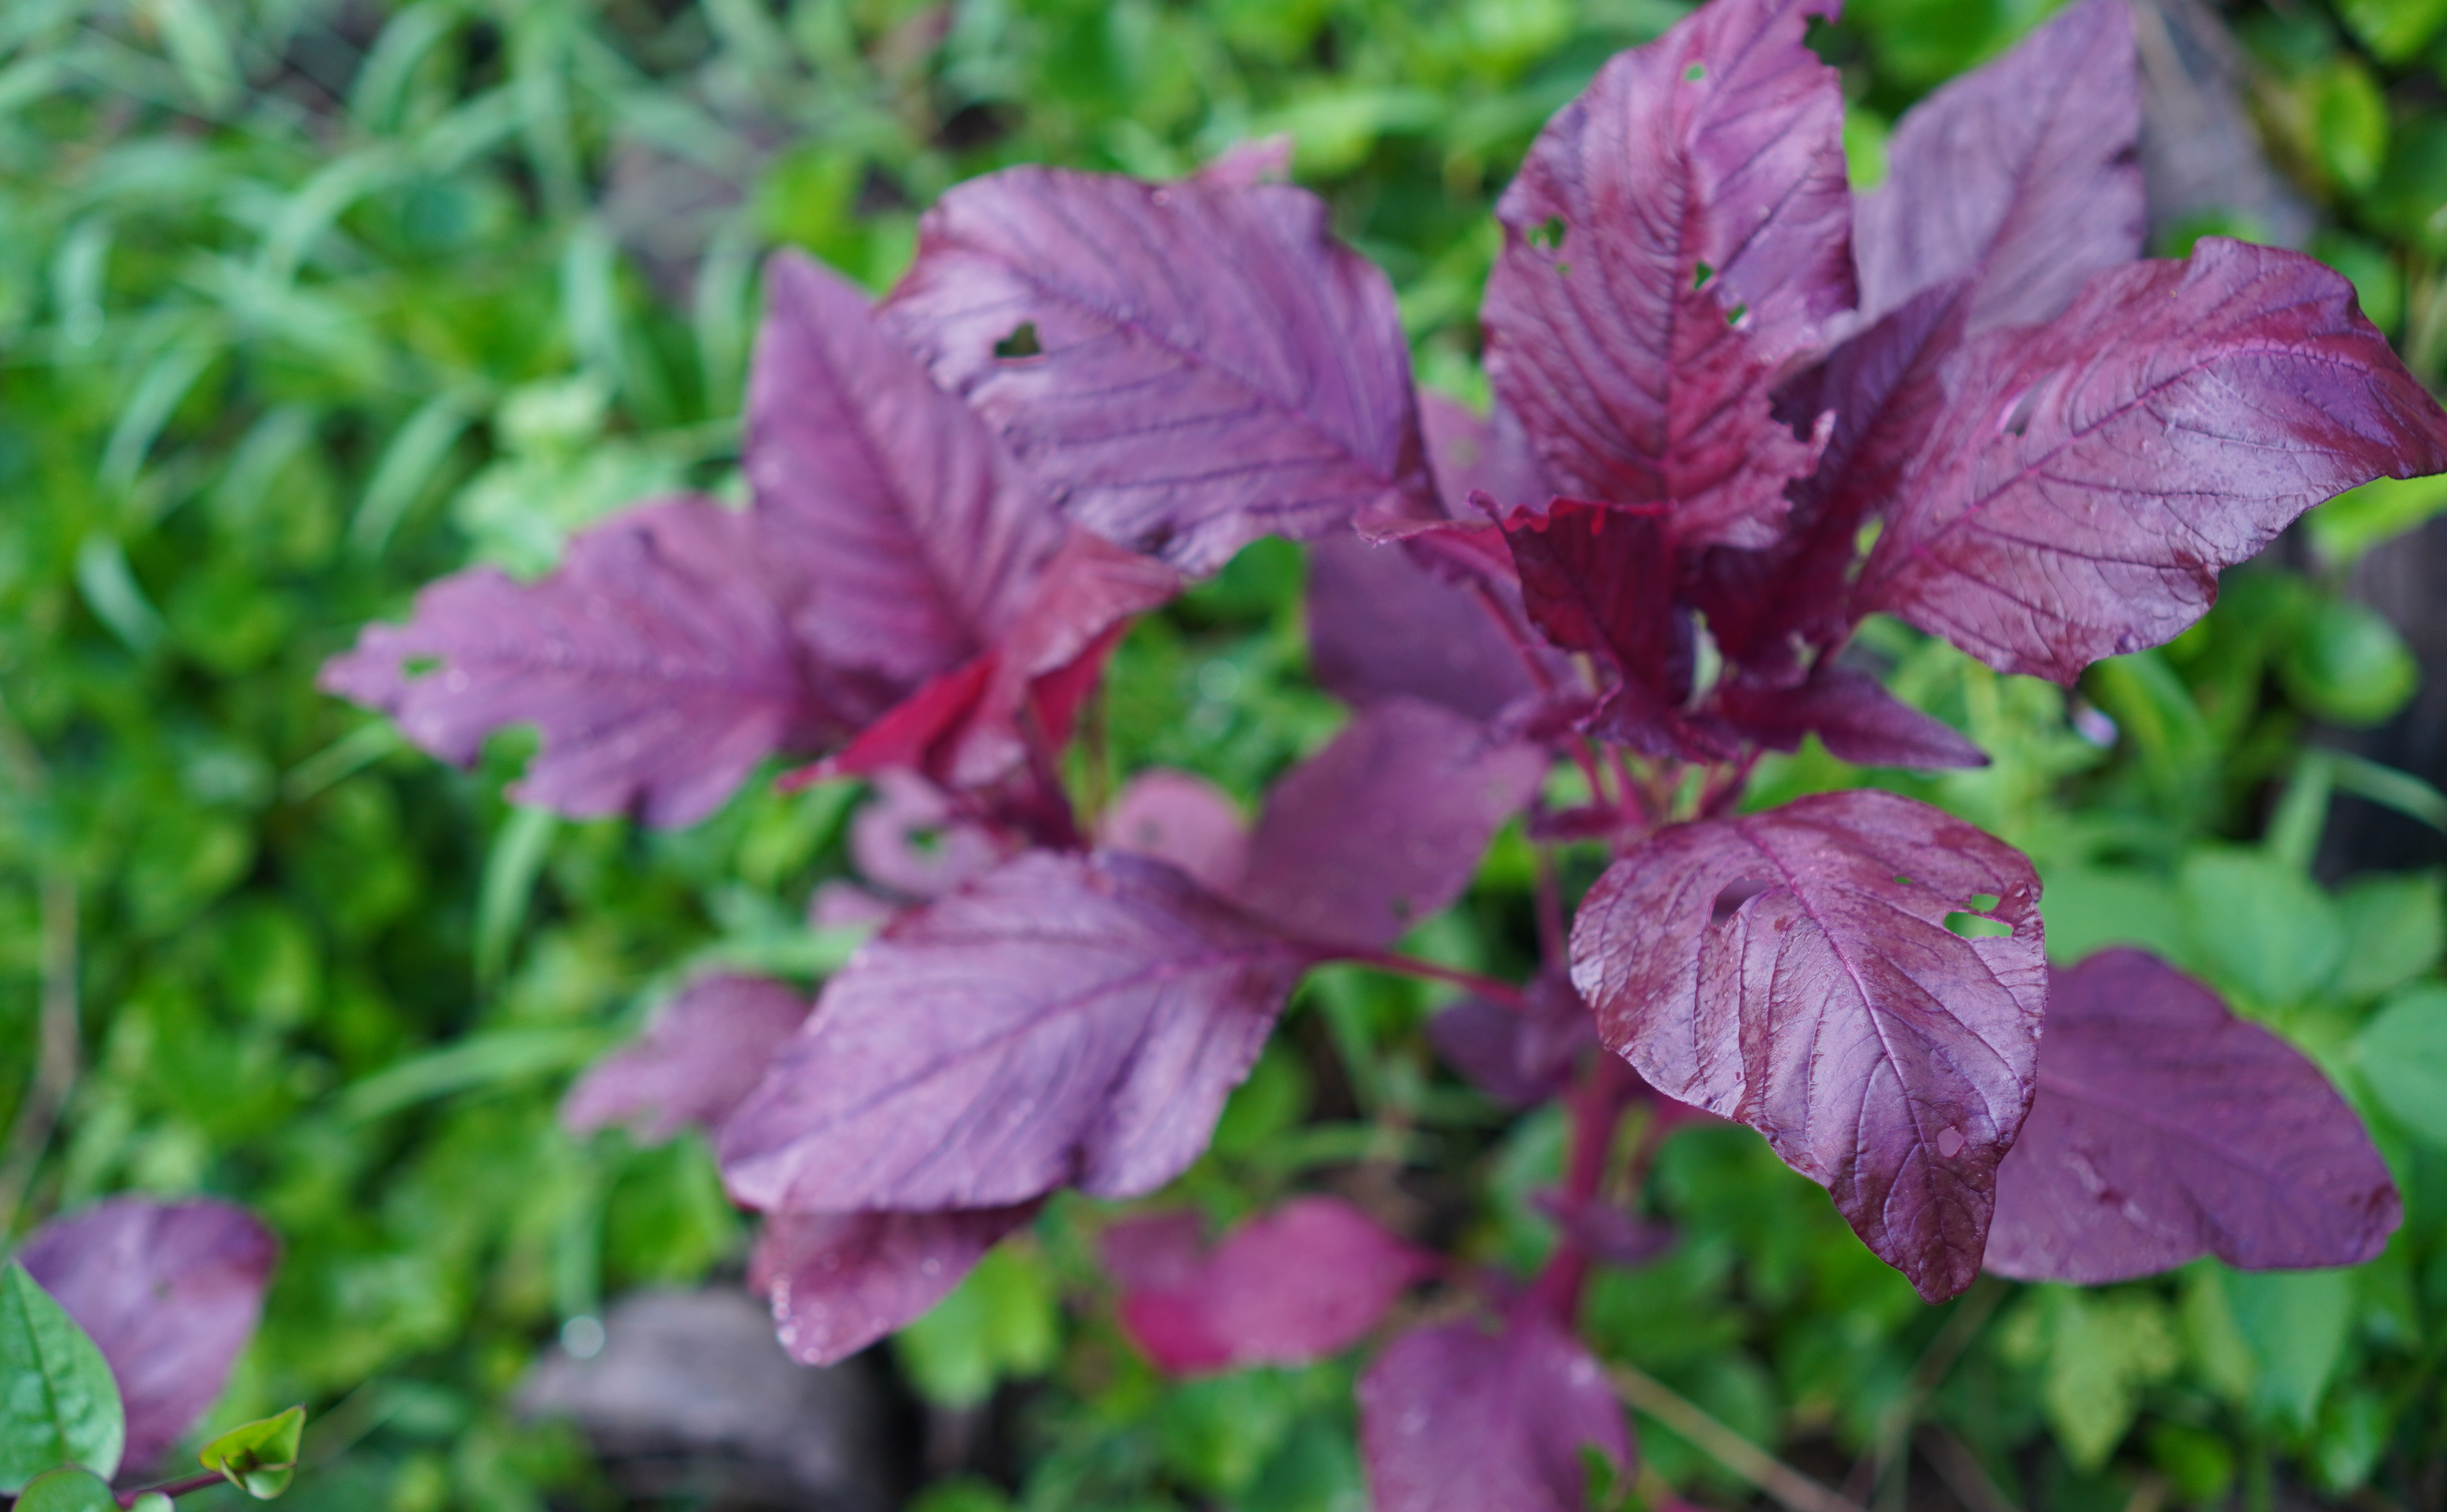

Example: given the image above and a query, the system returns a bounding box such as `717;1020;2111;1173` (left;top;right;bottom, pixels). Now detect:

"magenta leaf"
749;1204;1040;1366
749;250;1065;685
1100;769;1248;895
1429;972;1598;1108
1853;0;2143;331
1359;1311;1632;1512
1569;789;2046;1300
847;772;1003;901
719;851;1305;1213
1482;0;1850;549
1717;664;1988;770
1495;500;1695;754
19;1199;278;1473
321;498;875;828
1235;698;1547;949
1103;1197;1432;1375
563;974;811;1143
1860;238;2447;683
885;167;1436;572
1986;949;2399;1285
1306;532;1547;724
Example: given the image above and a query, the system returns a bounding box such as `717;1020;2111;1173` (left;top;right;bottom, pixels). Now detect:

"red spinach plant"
326;0;2446;1501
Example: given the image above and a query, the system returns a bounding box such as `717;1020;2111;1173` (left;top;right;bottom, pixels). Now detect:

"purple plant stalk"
327;0;2445;1503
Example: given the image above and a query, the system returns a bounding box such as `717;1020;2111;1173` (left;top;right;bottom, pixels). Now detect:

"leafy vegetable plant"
326;0;2447;1503
1;1197;298;1507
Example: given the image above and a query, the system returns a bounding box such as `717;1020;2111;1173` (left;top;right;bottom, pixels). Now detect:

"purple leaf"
848;772;1004;901
1421;393;1553;517
1986;949;2399;1284
1196;135;1294;188
1099;770;1248;894
1306;532;1546;724
1531;1192;1678;1267
719;851;1305;1213
1482;0;1851;549
1569;789;2046;1301
19;1199;277;1473
1860;238;2447;684
1359;1311;1632;1512
1495;500;1697;756
563;974;811;1143
748;1204;1040;1366
749;250;1066;685
1429;972;1598;1107
885;166;1437;572
1103;1198;1432;1374
1717;664;1988;770
1236;698;1547;949
322;499;875;828
1854;0;2143;331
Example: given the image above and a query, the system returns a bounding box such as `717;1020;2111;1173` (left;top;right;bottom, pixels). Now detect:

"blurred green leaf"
2228;1268;2354;1433
2279;598;2419;728
2340;0;2447;62
2354;984;2447;1145
0;1265;123;1492
894;1243;1059;1409
11;1467;117;1512
2179;848;2343;1007
199;1405;306;1499
2331;871;2444;1000
2307;473;2447;564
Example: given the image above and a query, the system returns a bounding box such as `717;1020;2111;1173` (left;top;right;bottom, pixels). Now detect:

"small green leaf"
2341;0;2447;63
2308;474;2447;566
2355;985;2447;1146
0;1264;124;1492
2179;848;2343;1008
2228;1269;2353;1433
12;1466;118;1512
2331;872;2445;1001
892;1245;1058;1409
199;1405;306;1498
2280;598;2419;728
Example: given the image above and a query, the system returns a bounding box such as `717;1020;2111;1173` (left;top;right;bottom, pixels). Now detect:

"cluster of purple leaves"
328;0;2445;1503
15;1197;279;1480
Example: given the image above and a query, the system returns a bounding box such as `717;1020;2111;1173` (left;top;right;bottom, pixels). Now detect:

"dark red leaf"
749;1204;1040;1366
1986;949;2399;1284
1854;0;2143;331
1570;790;2046;1300
1717;664;1988;770
1306;532;1546;724
563;974;812;1142
886;167;1437;572
1359;1311;1632;1512
1104;1198;1432;1374
320;498;875;828
1496;500;1696;756
749;251;1065;684
19;1199;278;1473
1099;770;1248;894
1236;699;1547;949
1860;239;2447;683
1483;0;1850;548
719;851;1305;1213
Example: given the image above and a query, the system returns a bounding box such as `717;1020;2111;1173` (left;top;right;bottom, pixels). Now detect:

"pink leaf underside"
1985;948;2399;1285
749;1204;1040;1366
748;250;1066;685
562;973;812;1143
1677;0;2143;673
19;1199;278;1473
883;166;1438;573
1306;530;1550;724
1495;500;1698;756
1569;788;2046;1301
1481;0;1851;550
1717;663;1989;770
1104;1197;1432;1374
1099;769;1249;895
1359;1313;1633;1512
1430;972;1600;1108
1234;698;1548;950
717;850;1304;1213
1860;238;2447;684
1853;0;2144;331
319;497;876;829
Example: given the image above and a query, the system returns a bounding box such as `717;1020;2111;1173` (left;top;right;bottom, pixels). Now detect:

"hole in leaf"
1936;1127;1966;1158
1691;261;1713;290
1685;62;1706;81
1555;262;1572;277
1893;874;1916;888
1966;892;2001;912
1528;216;1567;253
2000;382;2046;436
403;654;441;678
994;321;1042;359
1711;878;1774;924
1725;302;1748;326
1946;912;2013;939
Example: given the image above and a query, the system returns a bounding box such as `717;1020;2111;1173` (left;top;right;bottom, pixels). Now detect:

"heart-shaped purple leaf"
19;1199;278;1474
886;167;1437;572
1099;770;1248;895
1359;1311;1633;1512
1860;238;2447;683
1986;948;2398;1284
719;851;1304;1213
1236;698;1547;949
1483;0;1851;549
749;1204;1040;1366
1570;789;2046;1300
563;974;812;1143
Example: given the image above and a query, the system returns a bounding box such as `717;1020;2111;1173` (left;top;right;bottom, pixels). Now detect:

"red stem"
118;1472;227;1506
1529;1052;1636;1323
1321;944;1529;1012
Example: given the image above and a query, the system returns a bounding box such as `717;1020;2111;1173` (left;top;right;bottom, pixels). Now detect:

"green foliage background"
2;0;2446;1508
